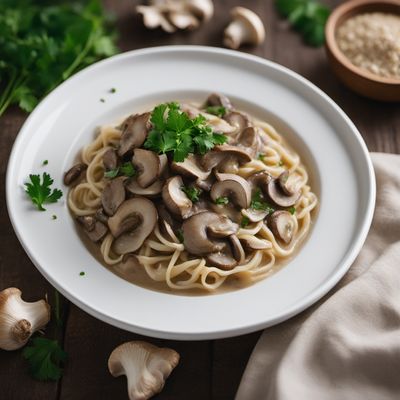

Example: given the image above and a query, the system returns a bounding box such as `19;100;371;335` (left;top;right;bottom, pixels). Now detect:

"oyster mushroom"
118;113;151;157
210;173;251;209
64;163;87;186
162;176;192;219
171;154;211;181
108;341;179;400
103;148;118;172
102;177;126;216
0;288;50;351
108;198;158;254
77;216;108;242
182;212;238;255
132;149;161;188
268;210;295;244
267;174;300;207
224;7;265;49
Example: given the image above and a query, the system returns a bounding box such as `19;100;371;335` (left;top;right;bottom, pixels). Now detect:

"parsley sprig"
215;196;229;205
25;173;63;211
275;0;330;46
181;185;202;203
144;103;227;162
250;189;275;214
205;106;226;117
104;162;136;179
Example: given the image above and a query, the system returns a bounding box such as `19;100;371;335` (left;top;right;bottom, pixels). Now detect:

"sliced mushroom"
201;145;252;170
118;112;151;157
102;177;126;216
157;203;181;233
218;157;239;174
159;154;168;176
76;215;96;231
125;178;163;196
236;126;260;157
268;211;295;244
103;148;118;171
267;176;300;208
182;212;237;255
64;163;87;186
205;93;233;111
223;111;250;133
206;251;237;271
171;154;211;181
210;173;251;209
240;235;272;250
229;234;245;263
132;148;161;188
77;217;108;242
162;176;192;219
210;202;242;223
278;171;297;196
241;208;268;222
194;174;215;192
108;198;158;254
248;171;272;191
95;208;109;224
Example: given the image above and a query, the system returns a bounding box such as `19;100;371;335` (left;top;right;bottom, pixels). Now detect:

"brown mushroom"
171;154;211;181
108;198;158;254
241;208;268;222
132;148;161;188
236;126;260;157
206;251;237;270
64;163;87;186
157;203;181;233
277;170;297;196
182;212;238;255
118;112;151;157
201;145;252;170
205;93;233;111
101;177;126;216
240;235;272;250
194;174;215;192
77;216;108;242
229;234;245;263
95;208;109;224
210;173;251;209
103;148;118;171
162;176;192;219
223;111;250;133
248;171;272;191
125;178;163;196
267;176;300;208
268;210;295;244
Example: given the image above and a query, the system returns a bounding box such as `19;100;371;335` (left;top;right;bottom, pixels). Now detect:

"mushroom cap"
229;234;245;263
137;5;176;32
268;210;295;244
108;340;179;400
267;176;300;208
223;111;250;134
236;126;261;157
63;163;87;186
182;212;238;255
205;93;233;110
241;207;268;222
240;235;272;250
125;178;163;197
224;6;266;49
278;170;297;196
206;251;237;270
210;173;251;209
102;177;126;216
168;10;199;30
108;198;158;255
162;176;192;219
118;113;151;157
132;148;161;188
77;216;108;242
201;145;252;170
171;154;211;181
186;0;214;21
103;148;118;171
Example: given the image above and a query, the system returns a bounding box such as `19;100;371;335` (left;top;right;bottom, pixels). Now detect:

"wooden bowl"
325;0;400;102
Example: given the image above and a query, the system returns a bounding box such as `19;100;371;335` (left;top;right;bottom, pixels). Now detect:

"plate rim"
6;46;376;340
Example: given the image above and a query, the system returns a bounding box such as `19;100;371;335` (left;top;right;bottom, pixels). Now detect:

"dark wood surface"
0;1;399;399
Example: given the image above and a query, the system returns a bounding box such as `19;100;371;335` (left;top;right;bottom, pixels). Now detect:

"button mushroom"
229;234;245;263
77;216;108;242
103;148;118;172
108;198;158;255
162;176;192;219
278;170;297;196
132;148;161;188
101;177;126;216
240;235;272;250
206;250;238;271
63;163;87;186
108;341;179;400
224;7;266;49
268;210;295;244
241;207;269;222
248;171;272;190
182;212;238;255
125;178;164;197
171;154;211;181
118;113;151;157
267;174;300;208
201;145;252;170
236;126;261;157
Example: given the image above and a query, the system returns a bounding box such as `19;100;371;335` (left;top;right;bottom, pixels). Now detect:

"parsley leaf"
25;173;63;211
215;196;229;205
250;189;275;214
275;0;330;46
104;162;136;178
241;216;250;228
289;206;296;215
104;168;119;178
144;103;227;162
257;153;265;160
205;106;226;117
181;186;202;203
23;337;67;381
176;229;184;243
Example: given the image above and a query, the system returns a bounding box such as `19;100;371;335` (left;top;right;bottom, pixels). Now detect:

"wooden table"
1;1;399;399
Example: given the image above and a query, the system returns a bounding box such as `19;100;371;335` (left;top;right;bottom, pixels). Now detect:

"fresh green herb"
215;196;229;205
42;160;48;166
100;98;105;103
110;87;116;93
25;173;63;211
241;216;250;228
205;106;226;117
0;0;118;116
79;271;85;276
52;215;57;220
23;337;67;381
104;168;119;179
257;153;265;161
176;229;184;243
289;206;296;215
181;186;202;203
144;103;227;162
275;0;330;46
250;189;275;214
104;162;136;179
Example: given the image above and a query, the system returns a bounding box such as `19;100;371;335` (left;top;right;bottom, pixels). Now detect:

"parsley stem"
54;289;62;328
0;71;26;116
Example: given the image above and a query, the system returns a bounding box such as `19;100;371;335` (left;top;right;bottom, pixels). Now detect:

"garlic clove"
0;287;50;351
108;341;180;400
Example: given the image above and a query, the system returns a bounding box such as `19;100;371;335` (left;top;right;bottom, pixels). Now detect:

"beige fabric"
236;153;400;400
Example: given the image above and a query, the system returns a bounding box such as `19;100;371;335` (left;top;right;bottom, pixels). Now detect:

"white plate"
6;46;375;340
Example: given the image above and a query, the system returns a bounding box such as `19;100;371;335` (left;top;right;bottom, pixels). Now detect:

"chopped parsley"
241;216;250;228
205;106;226;117
42;160;48;166
250;189;275;214
52;215;57;220
23;338;67;381
79;271;85;276
110;88;116;93
144;102;227;162
215;196;229;205
104;162;136;179
25;173;63;211
176;229;184;243
181;186;202;203
100;98;105;103
289;206;296;215
278;160;284;166
257;153;265;161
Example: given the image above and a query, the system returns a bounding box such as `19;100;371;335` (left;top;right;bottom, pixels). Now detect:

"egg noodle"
68;109;318;291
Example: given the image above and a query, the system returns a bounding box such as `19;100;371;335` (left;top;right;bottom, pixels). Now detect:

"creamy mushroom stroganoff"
65;94;318;293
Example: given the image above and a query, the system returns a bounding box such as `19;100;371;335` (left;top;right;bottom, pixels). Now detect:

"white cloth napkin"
236;153;400;400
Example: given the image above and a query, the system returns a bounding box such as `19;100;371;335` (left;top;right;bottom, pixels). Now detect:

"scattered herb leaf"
104;168;119;179
104;162;136;179
25;173;63;211
215;196;229;205
205;106;226;117
250;189;275;214
181;186;202;203
110;87;116;93
100;98;105;103
23;338;67;381
52;215;57;220
176;229;184;243
289;206;296;215
79;271;85;276
257;153;265;161
275;0;330;46
241;216;250;228
42;160;48;166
